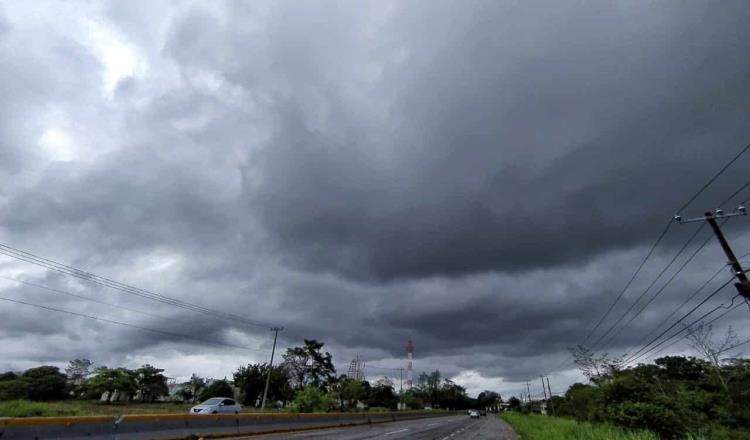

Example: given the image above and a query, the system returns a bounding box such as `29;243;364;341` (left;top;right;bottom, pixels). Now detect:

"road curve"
231;414;519;440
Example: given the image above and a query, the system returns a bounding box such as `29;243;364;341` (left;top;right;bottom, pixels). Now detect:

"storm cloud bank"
1;0;750;396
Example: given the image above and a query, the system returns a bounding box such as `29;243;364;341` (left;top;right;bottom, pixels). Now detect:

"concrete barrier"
0;410;455;439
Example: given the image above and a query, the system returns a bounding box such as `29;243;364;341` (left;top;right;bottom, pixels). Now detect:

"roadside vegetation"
0;400;86;417
501;412;659;440
543;336;750;440
0;339;502;417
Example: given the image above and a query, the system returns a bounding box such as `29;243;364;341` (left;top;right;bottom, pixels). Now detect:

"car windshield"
202;398;223;405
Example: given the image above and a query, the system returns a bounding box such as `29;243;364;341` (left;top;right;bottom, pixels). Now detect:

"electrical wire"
719;179;750;208
0;295;266;352
675;141;750;214
0;275;194;327
638;300;746;362
588;223;706;351
727;336;750;351
595;223;716;350
574;140;750;364
0;243;280;330
619;249;750;361
580;219;674;346
624;284;736;364
625;263;726;351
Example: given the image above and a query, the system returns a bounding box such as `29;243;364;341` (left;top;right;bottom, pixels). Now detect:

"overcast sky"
1;0;750;399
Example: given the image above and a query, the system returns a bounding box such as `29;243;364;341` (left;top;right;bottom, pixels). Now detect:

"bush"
22;366;68;401
293;386;334;413
606;402;685;439
0;380;30;401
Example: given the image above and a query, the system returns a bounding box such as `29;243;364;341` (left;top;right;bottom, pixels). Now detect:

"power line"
574;140;750;366
0;243;280;330
727;336;750;352
588;223;706;351
638;299;746;362
676;141;750;215
0;275;194;327
625;263;726;350
620;249;750;360
580;219;674;346
624;282;736;364
719;179;750;208
0;295;266;352
595;223;716;350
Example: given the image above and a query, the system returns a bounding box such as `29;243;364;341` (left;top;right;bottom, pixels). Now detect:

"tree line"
0;339;504;413
539;336;750;440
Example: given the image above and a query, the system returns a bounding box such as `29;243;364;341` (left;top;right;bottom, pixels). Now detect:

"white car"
189;397;242;415
468;410;479;419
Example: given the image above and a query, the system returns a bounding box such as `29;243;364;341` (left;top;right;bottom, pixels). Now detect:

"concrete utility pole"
675;207;750;299
526;380;531;403
261;327;283;411
546;376;556;416
398;368;404;410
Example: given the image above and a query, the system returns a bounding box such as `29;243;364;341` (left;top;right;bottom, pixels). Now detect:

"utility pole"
675;206;750;299
546;376;556;416
261;327;283;411
540;377;548;415
398;368;404;410
526;380;531;403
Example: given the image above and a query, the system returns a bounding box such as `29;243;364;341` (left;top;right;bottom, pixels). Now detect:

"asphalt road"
234;415;519;440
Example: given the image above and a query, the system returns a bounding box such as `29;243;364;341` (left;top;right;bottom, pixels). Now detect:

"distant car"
469;410;479;419
480;410;487;416
189;397;241;415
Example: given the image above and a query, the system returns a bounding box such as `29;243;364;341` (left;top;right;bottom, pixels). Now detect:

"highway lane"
233;414;519;440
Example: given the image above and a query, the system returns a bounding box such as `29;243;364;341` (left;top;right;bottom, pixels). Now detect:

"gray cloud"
0;0;749;395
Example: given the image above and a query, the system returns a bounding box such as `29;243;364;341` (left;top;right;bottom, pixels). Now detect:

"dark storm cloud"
1;0;750;393
240;0;750;281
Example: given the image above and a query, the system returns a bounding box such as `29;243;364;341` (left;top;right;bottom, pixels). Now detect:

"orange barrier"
0;410;454;439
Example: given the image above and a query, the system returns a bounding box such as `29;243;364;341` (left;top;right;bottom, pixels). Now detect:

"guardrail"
0;410;454;439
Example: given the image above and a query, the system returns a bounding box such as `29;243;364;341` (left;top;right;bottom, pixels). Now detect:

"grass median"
0;400;87;417
0;400;196;417
500;412;659;440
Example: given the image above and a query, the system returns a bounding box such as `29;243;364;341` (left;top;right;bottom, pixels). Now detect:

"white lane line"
427;422;441;426
384;428;410;435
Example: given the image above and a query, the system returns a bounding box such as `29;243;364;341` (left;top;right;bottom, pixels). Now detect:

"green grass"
501;412;660;440
0;400;86;417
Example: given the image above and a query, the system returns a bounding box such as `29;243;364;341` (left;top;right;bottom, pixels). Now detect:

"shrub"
0;380;30;401
22;366;68;401
292;386;334;413
606;402;685;440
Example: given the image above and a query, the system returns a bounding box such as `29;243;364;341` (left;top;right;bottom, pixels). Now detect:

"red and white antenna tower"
405;338;414;389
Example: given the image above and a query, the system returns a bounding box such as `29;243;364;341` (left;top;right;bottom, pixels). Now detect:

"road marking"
427;422;441;426
385;428;410;435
